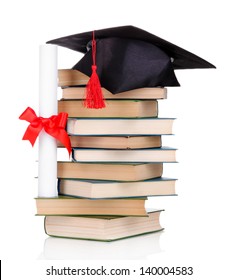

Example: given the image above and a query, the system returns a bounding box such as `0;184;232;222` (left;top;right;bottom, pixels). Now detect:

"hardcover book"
57;135;162;149
58;69;167;99
35;196;147;216
61;86;167;100
72;147;176;163
58;99;158;118
58;177;176;199
44;209;163;241
66;118;174;135
57;162;163;181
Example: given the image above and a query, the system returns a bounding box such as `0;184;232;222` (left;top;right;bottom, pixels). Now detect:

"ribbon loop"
19;107;72;155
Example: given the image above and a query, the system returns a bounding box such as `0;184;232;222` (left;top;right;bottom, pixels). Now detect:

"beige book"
72;147;176;163
58;69;167;100
58;69;90;87
35;196;147;216
44;209;163;241
58;135;162;149
61;86;167;100
58;99;158;118
66;118;174;135
58;177;176;199
57;162;163;181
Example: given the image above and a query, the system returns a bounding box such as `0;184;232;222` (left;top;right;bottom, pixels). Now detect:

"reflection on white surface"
39;231;164;260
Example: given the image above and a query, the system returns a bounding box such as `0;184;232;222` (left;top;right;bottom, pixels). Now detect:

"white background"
1;0;237;279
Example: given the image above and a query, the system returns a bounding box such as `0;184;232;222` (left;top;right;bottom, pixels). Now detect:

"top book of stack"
58;69;167;100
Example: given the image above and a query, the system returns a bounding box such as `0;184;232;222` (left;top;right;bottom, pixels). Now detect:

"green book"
44;209;164;242
58;177;177;199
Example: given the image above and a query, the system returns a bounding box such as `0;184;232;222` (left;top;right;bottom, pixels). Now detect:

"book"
58;69;167;100
35;196;147;216
58;99;158;118
58;69;91;87
66;118;174;135
58;177;176;199
61;87;167;100
57;162;163;181
57;135;162;149
44;209;163;241
72;147;176;163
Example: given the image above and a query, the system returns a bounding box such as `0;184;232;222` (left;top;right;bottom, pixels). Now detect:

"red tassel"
84;31;105;109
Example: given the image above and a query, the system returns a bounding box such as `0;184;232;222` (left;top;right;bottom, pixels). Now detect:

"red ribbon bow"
19;107;72;155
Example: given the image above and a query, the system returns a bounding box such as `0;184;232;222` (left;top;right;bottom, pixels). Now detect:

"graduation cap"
47;25;215;108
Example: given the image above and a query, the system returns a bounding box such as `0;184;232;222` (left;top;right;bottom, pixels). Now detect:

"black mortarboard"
47;25;215;107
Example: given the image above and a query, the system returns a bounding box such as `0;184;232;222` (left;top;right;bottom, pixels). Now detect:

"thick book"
67;118;174;135
44;209;163;241
57;135;162;149
58;177;176;199
58;100;158;118
72;147;176;163
35;196;147;216
57;162;163;181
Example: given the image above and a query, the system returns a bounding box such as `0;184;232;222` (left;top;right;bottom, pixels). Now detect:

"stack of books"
36;69;177;241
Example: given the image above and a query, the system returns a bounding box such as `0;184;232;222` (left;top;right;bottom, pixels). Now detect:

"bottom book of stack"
44;209;163;242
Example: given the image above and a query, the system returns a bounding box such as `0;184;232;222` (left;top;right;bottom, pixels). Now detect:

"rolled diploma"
38;45;58;197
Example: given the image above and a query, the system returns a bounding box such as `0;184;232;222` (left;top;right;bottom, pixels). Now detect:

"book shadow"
38;231;164;260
